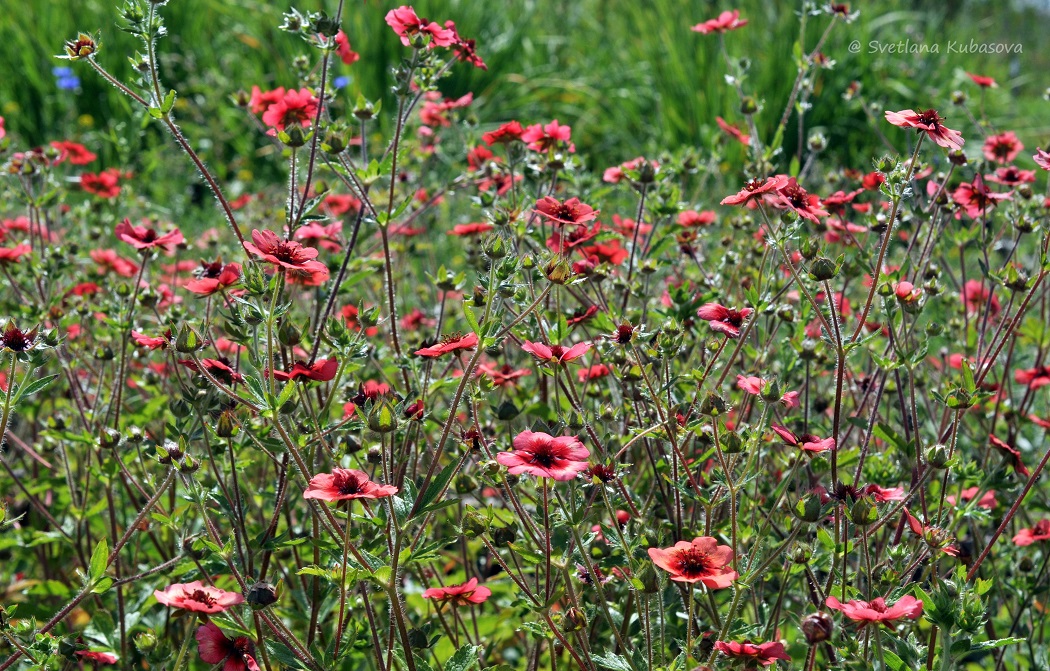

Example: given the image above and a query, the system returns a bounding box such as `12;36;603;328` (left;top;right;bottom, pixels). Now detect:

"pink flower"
903;509;960;556
985;166;1036;186
945;487;996;510
477;363;531;386
51;140;97;165
697;303;752;338
990;434;1029;477
250;86;285;115
482;121;525;146
647;537;737;588
771;425;835;453
521;120;574;153
691;10;748;35
0;244;31;264
966;72;998;88
81;168;127;199
863;484;906;503
884;109;965;151
736;375;799;408
178;358;244;384
422;577;491;606
768;178;829;222
677;210;717;227
385;6;456;47
825;594;923;625
713;640;791;667
961;279;1000;317
132;330;170;351
91;249;139;277
444;21;486;69
415;332;478;358
196;622;260;671
243;229;329;283
1016;365;1050;390
578;364;611;383
1033;149;1050;171
533;196;599;226
115;218;184;252
303;468;398;502
1014;520;1050;546
496;430;590;481
721;175;790;206
983;131;1024;163
154;581;244;614
953;174;1012;219
450;222;494;236
521;340;592;364
76;651;118;665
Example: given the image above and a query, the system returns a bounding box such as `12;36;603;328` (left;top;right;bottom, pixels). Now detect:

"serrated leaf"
414;461;459;518
445;644;479;671
593;652;633;671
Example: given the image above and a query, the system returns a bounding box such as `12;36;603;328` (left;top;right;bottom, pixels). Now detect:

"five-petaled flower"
983;131;1024;163
721;175;790;206
771;425;835;453
697;303;753;338
385;6;456;47
186;260;242;296
647;536;738;588
691;10;748;34
989;434;1029;476
261;89;319;132
521;340;592;364
115;218;184;253
521;120;574;153
496;430;590;481
243;229;329;283
884;109;965;151
154;581;244;614
269;358;339;382
713;640;791;667
534;196;599;226
196;622;261;671
415;332;478;358
422;577;492;606
303;468;398;502
825;594;923;625
1014;520;1050;546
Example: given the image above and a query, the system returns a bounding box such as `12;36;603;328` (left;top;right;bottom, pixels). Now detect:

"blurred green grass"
1;0;1047;179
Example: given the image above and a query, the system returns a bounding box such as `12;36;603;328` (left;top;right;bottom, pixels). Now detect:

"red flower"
894;281;922;304
496;430;590;481
0;244;31;264
966;72;998;88
945;487;996;510
983;131;1024;163
323;193;362;216
884;109;964;151
243;229;329;283
578;364;611;383
303;468;398;502
1015;366;1050;390
178;358;244;384
75;651;118;665
861;172;886;190
81;168;127;198
196;622;260;671
532;197;599;227
444;21;486;69
771;425;835;453
482;121;525;146
1014;520;1050;546
961;279;1000;317
384;6;456;47
985;166;1036;186
521;120;574;153
721;175;789;206
261;89;319;132
420;92;473;127
186;260;242;296
450;222;493;236
342;304;379;337
768;178;829;222
423;577;492;606
547;222;601;254
697;303;752;338
989;434;1029;476
825;594;923;625
51;140;97;165
269;358;339;382
602;156;656;184
716;116;751;146
521;340;592;364
115;218;184;252
736;375;799;408
132;330;170;351
415;332;478;358
691;10;748;34
578;240;628;266
713;641;791;667
250;86;285;114
91;249;139;277
567;305;599;327
476;363;531;386
334;31;359;65
647;537;737;588
863;484;906;503
154;581;244;614
677;210;716;227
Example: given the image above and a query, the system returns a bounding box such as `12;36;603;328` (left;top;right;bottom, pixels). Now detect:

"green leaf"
89;538;108;583
264;640;308;669
91;577;113;594
161;89;176;114
970;637;1025;652
414;461;459;518
445;644;480;671
593;652;633;671
13;374;58;403
148;106;164;119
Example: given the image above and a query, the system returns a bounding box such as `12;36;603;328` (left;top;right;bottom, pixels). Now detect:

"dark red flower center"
189;589;218;607
2;325;36;351
336;472;365;496
526;441;563;468
915;109;944;129
673;548;716;578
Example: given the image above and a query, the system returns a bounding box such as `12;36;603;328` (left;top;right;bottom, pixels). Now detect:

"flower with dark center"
647;536;737;588
0;323;38;352
303;468;398;502
154;581;244;614
496;431;590;481
885;108;965;151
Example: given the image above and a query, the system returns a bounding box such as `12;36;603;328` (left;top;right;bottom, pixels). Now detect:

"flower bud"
366;446;383;464
246;581;279;609
563;607;587;632
698;392;727;417
847;497;878;526
278;320;302;347
367;400;398;433
179;455;200;474
809;257;839;281
926;444;950;469
134;631;157;654
175;324;205;353
216;409;237;438
740;95;758;115
64;33;98;60
99;427;121;449
801;612;833;644
461;509;491;539
793;493;824;523
544;257;573;285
